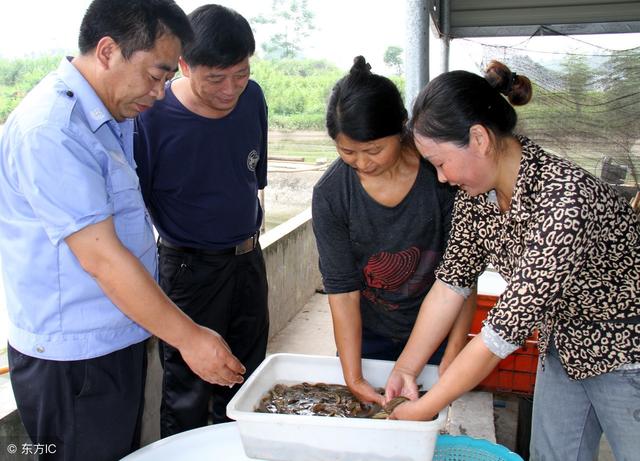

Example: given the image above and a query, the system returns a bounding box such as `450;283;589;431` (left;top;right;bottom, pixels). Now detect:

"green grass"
268;130;338;163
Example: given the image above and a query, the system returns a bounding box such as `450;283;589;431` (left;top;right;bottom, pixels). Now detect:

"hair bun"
350;55;372;77
484;60;532;106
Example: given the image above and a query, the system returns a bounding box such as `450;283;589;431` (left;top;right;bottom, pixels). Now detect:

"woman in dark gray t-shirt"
311;56;477;406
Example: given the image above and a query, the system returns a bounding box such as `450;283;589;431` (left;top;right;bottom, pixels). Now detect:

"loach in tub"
255;382;413;419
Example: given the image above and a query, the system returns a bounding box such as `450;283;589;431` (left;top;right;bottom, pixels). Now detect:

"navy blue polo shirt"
134;80;268;249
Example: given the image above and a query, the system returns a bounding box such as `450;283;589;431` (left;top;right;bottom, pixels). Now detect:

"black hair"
78;0;193;59
410;60;533;146
326;56;407;142
182;4;255;68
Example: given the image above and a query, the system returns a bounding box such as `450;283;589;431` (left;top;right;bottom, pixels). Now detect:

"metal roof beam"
429;0;640;37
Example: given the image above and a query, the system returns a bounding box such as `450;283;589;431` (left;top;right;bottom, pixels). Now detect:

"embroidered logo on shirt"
247;150;260;172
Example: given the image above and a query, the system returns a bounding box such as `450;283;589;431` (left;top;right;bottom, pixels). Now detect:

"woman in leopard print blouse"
384;61;639;460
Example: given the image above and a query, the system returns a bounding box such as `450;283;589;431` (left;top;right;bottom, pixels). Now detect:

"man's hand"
179;325;246;386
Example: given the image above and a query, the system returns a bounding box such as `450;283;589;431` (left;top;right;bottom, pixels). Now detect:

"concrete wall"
0;208;322;449
260;207;322;339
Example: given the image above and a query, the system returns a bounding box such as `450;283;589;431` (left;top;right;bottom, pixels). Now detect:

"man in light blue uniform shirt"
0;1;245;460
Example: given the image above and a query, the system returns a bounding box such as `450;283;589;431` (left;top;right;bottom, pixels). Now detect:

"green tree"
384;46;403;75
601;48;640;184
251;58;343;129
252;0;315;60
560;55;591;115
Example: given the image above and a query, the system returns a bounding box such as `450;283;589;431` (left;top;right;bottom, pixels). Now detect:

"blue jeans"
530;342;640;461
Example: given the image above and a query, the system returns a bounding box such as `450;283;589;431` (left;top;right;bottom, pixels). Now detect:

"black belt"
158;232;259;256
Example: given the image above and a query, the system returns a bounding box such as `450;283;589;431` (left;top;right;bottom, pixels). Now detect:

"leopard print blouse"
436;136;640;380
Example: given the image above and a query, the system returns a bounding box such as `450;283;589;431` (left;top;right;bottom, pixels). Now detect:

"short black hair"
78;0;193;59
326;56;407;142
182;4;255;68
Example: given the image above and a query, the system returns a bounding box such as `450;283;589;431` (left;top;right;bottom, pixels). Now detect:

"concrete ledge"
260;207;322;340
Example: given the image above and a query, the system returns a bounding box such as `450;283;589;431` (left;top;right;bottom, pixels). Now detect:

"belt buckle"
235;233;257;255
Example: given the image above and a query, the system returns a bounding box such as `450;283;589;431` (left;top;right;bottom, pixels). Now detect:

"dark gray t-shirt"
312;158;456;341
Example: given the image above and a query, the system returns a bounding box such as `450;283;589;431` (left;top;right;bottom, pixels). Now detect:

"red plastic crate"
469;294;538;395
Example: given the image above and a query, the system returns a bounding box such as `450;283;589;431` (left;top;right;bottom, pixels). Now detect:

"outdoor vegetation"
0;55;61;122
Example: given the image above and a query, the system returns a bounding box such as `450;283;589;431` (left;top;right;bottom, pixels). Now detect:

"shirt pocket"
107;160;154;257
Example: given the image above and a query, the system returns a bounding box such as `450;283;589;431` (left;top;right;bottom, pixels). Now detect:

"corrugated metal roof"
430;0;640;37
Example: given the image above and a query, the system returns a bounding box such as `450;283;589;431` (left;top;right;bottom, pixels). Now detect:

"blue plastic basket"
433;435;524;461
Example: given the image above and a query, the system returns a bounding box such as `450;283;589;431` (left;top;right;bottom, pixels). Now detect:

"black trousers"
157;243;269;438
8;341;147;461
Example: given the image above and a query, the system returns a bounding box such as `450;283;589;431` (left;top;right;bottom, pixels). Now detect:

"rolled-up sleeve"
481;324;520;358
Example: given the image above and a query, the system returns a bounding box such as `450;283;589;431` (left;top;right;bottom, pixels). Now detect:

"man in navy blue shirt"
135;4;269;437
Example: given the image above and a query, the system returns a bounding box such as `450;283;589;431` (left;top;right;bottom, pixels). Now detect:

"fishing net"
449;27;640;202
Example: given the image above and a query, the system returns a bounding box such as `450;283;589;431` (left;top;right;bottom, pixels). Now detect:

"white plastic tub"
226;353;447;461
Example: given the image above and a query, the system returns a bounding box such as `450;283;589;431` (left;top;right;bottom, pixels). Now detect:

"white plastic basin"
226;353;447;461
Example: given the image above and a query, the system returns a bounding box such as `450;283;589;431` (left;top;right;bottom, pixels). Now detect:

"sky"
0;0;408;73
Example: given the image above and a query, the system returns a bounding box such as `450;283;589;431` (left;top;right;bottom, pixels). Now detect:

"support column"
405;0;430;110
441;0;451;73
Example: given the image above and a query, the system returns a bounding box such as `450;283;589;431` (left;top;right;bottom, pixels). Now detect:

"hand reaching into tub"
384;365;420;402
346;376;386;406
